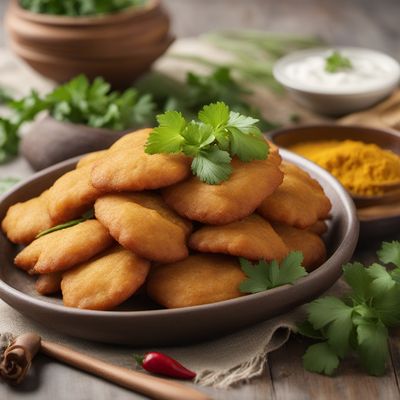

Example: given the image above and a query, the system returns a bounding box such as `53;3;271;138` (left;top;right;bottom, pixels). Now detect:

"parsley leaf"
377;241;400;268
239;252;307;294
368;263;396;297
325;51;353;73
303;342;339;376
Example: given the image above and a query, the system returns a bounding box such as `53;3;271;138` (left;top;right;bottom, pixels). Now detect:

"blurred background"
0;0;400;56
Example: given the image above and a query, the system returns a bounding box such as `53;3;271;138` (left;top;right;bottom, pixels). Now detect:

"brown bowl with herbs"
5;0;173;87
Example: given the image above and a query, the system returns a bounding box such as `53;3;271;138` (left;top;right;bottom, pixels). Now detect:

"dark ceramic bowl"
268;124;400;238
0;150;358;346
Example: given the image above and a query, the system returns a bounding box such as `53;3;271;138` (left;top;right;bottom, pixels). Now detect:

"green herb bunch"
299;241;400;376
0;75;154;163
136;67;278;131
19;0;146;16
145;101;268;184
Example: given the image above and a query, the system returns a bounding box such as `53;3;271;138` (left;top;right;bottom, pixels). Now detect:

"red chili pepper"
134;352;196;380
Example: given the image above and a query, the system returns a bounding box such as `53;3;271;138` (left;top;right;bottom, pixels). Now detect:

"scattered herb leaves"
325;50;353;73
145;101;269;184
299;241;400;376
239;251;308;294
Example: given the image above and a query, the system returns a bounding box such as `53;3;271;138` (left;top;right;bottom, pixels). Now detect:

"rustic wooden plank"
268;334;400;400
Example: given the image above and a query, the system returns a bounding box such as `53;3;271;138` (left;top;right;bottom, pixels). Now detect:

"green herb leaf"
342;262;373;303
198;102;230;130
377;241;400;268
307;297;354;357
303;342;339;376
145;111;186;154
356;320;389;376
367;263;396;297
239;252;307;294
191;147;232;184
325;51;353;73
36;210;94;238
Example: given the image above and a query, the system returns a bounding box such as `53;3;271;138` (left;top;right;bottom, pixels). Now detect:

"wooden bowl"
267;124;400;237
0;150;358;346
5;0;173;87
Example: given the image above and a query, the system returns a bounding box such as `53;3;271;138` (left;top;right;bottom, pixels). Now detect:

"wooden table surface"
1;0;400;399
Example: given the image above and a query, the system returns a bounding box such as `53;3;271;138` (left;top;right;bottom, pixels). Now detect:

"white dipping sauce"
277;48;400;94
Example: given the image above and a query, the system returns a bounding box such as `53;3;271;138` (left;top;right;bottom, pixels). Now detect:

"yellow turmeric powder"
289;140;400;196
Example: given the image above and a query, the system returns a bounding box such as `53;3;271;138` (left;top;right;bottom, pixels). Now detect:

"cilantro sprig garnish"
145;102;269;184
299;241;400;376
239;251;308;293
325;50;353;73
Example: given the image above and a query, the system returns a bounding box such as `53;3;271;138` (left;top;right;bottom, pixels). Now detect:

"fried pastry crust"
76;150;107;169
36;272;62;295
15;220;113;274
258;162;331;229
62;246;150;310
95;193;190;262
189;214;288;261
46;166;103;224
1;191;53;244
272;222;327;271
147;254;246;308
91;129;191;192
162;144;283;225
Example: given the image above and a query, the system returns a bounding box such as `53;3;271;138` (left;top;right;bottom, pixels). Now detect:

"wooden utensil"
0;333;211;400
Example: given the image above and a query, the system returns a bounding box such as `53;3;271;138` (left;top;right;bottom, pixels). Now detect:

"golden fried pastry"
76;150;107;169
36;273;62;295
308;220;328;236
15;220;113;274
189;214;288;261
147;254;246;308
272;222;327;271
258;163;331;229
91;129;191;192
162;145;283;225
1;191;53;244
62;246;150;310
46;166;103;224
95;193;190;262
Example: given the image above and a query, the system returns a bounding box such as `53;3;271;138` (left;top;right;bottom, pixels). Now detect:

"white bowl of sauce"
273;47;400;116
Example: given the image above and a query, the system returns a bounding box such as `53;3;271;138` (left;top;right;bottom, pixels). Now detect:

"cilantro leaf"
198;101;230;129
325;51;352;73
296;320;325;340
303;342;339;376
228;126;269;162
307;297;354;357
372;285;400;327
377;241;400;268
181;122;215;157
191;147;232;185
239;252;307;294
356;320;389;376
145;111;186;154
342;262;373;303
367;263;396;297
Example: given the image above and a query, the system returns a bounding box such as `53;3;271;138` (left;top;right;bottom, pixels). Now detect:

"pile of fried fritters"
1;129;331;311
